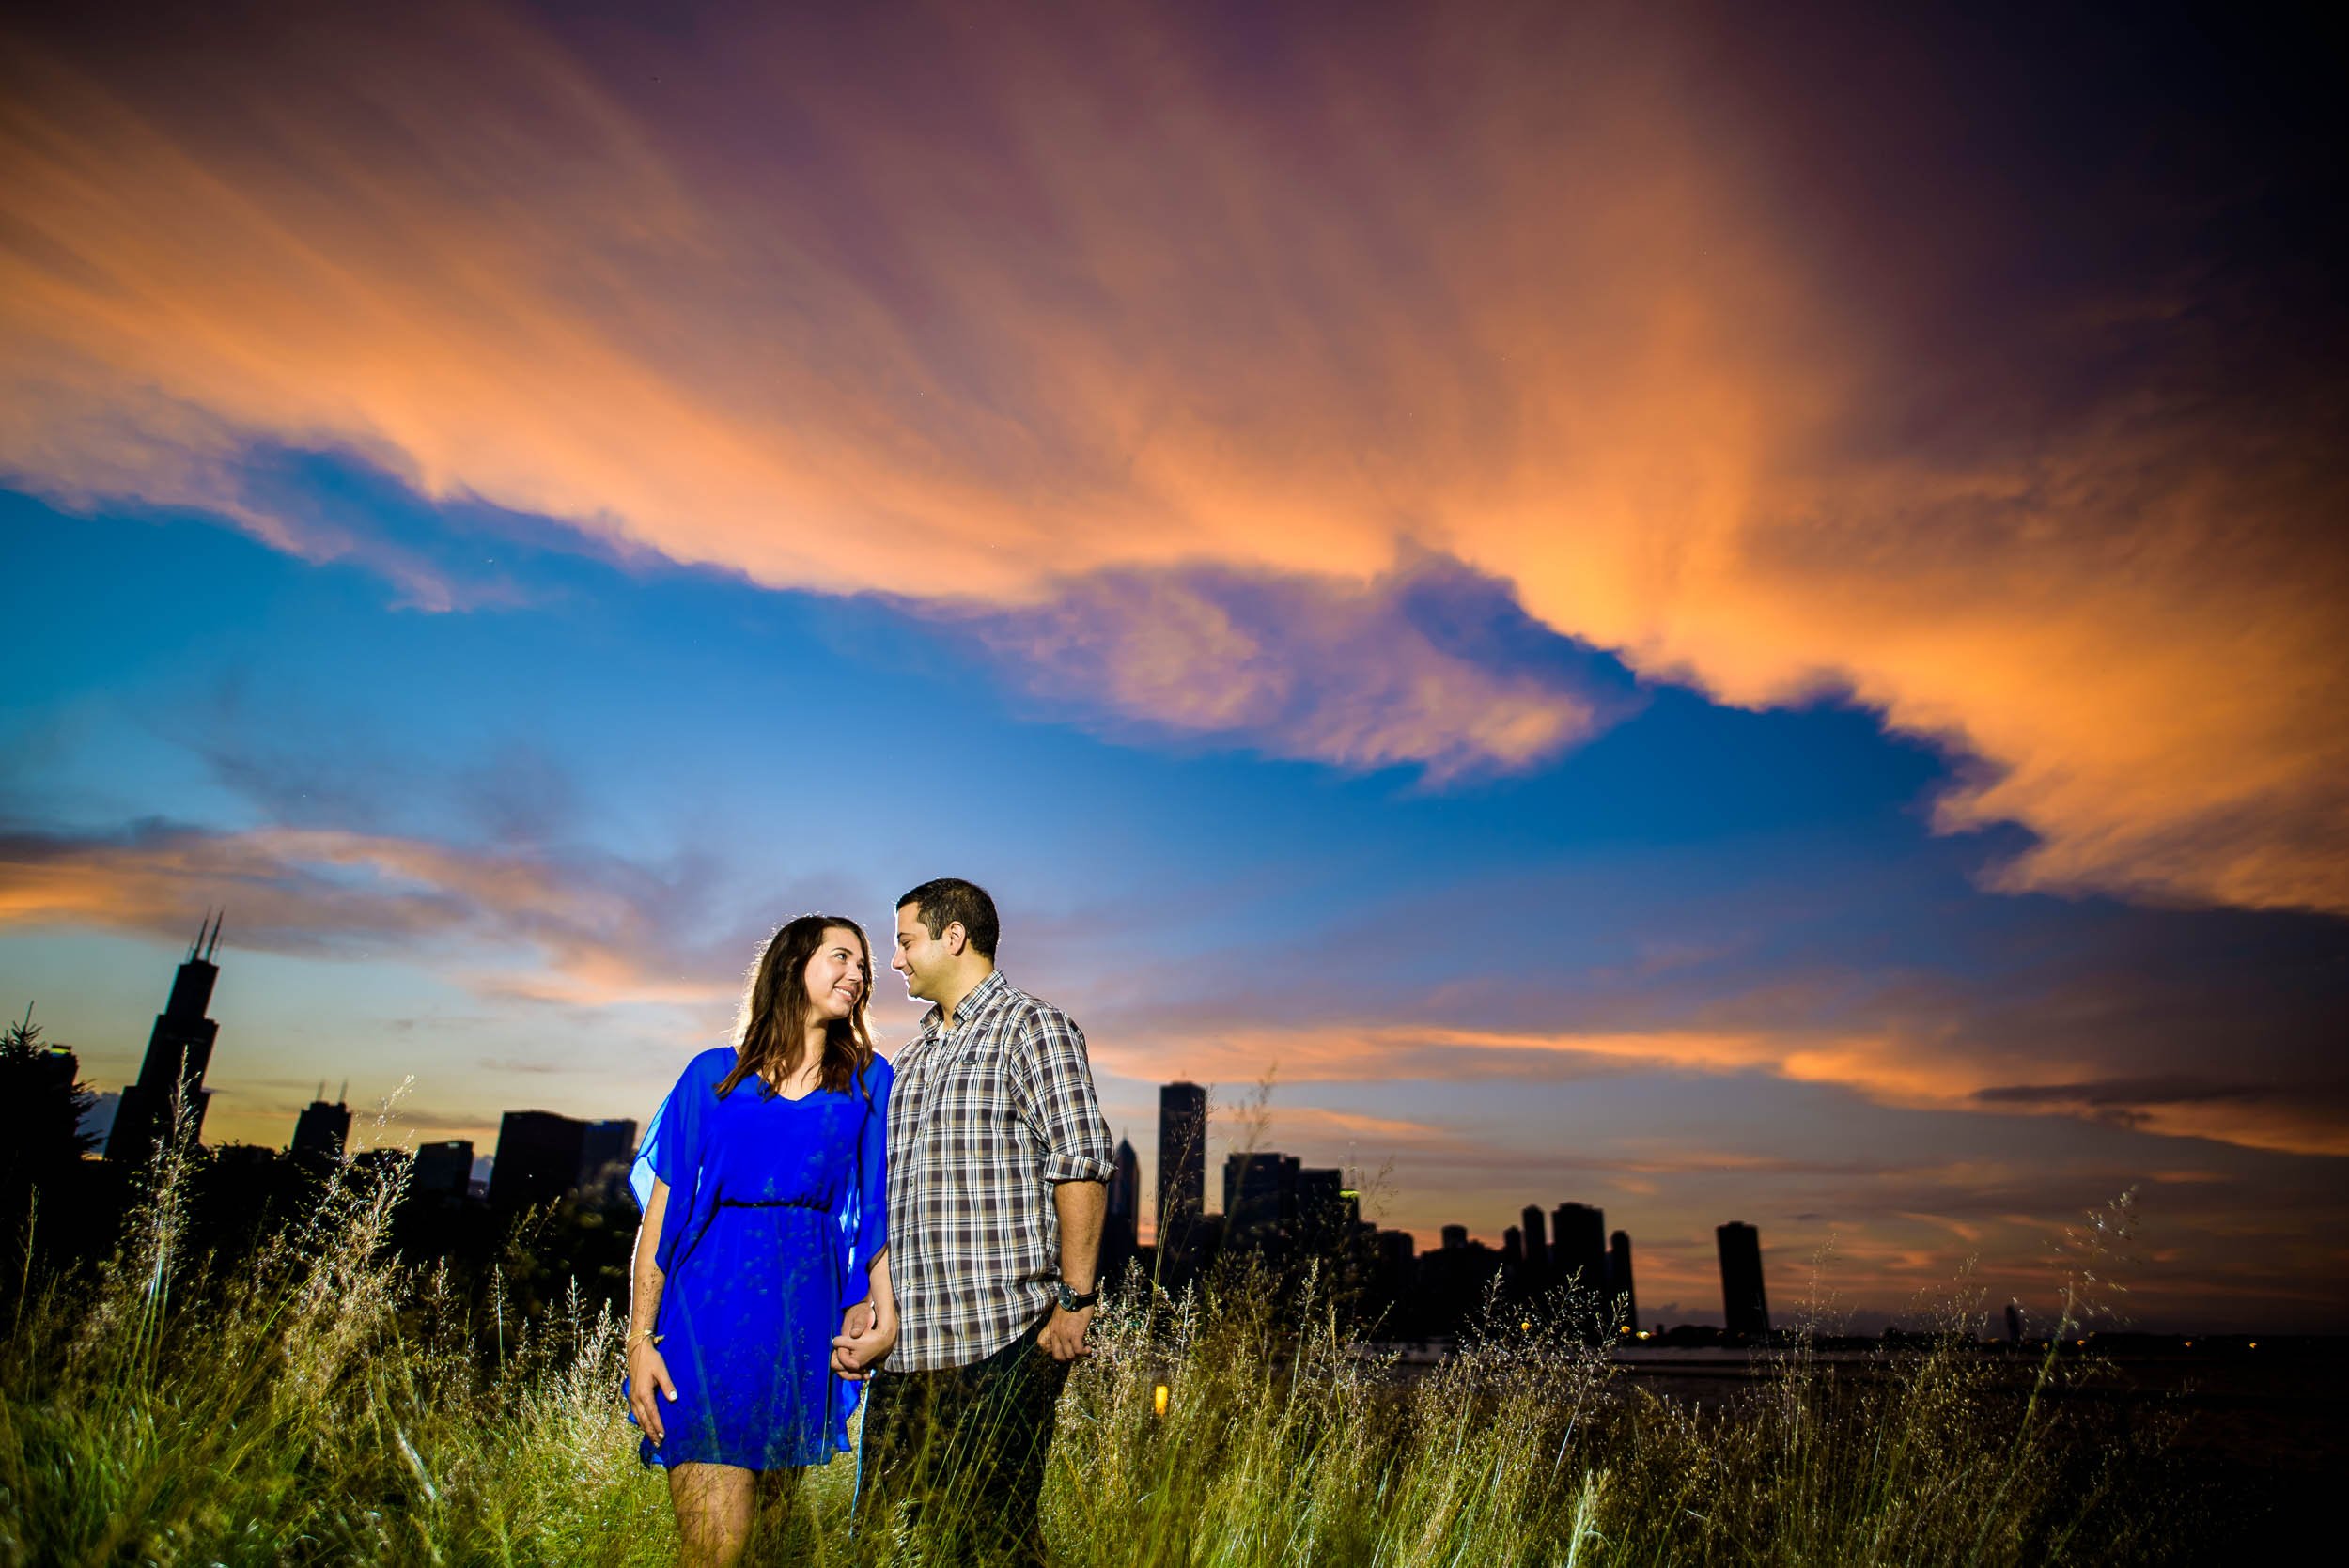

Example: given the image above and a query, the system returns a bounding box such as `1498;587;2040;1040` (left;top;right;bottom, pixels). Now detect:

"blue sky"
8;469;2342;1333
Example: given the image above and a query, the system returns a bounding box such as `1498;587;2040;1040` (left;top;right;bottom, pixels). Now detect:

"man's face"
893;902;950;1001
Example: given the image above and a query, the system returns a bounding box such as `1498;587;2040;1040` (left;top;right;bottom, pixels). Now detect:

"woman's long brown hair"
715;914;878;1100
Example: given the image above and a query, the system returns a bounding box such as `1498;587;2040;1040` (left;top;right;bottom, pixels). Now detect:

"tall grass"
2;1140;2182;1567
1055;1244;2175;1568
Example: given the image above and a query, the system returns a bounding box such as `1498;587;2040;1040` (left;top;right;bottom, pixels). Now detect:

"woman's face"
802;926;868;1022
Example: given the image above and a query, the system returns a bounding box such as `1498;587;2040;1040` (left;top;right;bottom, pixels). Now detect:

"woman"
625;915;899;1566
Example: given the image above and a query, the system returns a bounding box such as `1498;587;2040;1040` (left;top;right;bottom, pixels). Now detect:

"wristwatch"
1052;1281;1099;1312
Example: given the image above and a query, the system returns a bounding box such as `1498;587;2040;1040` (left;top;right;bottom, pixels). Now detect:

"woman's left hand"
832;1302;897;1379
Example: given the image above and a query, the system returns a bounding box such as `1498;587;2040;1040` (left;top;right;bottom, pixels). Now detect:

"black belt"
716;1196;828;1211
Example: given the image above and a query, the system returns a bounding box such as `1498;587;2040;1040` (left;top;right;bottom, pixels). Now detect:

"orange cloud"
3;2;2342;908
1257;1104;1452;1150
934;561;1610;775
0;822;737;1007
1099;1019;2349;1159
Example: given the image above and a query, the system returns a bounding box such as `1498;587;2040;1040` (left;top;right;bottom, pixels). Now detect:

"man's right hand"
627;1342;677;1445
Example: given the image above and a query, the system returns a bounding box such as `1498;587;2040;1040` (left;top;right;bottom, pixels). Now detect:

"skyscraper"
1440;1223;1469;1250
1520;1203;1549;1281
290;1084;351;1160
490;1111;583;1208
576;1117;638;1198
1102;1135;1141;1284
1375;1230;1417;1272
1221;1150;1297;1238
1718;1221;1770;1338
1610;1229;1639;1334
1157;1081;1207;1252
1296;1166;1346;1252
1550;1202;1609;1338
106;912;226;1161
1108;1134;1141;1228
1502;1225;1524;1266
412;1139;474;1200
1551;1202;1607;1289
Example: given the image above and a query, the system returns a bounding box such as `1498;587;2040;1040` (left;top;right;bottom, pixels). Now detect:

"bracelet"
628;1327;661;1348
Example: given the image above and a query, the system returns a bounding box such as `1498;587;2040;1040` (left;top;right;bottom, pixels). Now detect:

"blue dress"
627;1046;892;1469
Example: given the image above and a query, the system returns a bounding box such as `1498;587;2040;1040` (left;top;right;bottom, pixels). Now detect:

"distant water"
1608;1343;2348;1555
1373;1338;2346;1548
1606;1343;2347;1467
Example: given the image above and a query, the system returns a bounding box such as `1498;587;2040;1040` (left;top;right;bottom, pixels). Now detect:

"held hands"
626;1339;677;1446
832;1297;897;1380
828;1293;1090;1373
1038;1303;1095;1361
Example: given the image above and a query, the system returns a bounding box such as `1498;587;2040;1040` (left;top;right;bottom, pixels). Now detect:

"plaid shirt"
883;969;1115;1371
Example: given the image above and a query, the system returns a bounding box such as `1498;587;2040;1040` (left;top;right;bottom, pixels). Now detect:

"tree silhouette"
0;1004;100;1188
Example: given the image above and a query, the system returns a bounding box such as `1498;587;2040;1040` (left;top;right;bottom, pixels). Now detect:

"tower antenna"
337;1079;348;1106
191;907;211;961
205;910;223;961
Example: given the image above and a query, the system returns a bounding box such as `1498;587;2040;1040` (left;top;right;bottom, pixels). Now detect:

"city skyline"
17;851;2344;1331
5;0;2345;1336
80;927;1761;1325
75;930;1767;1336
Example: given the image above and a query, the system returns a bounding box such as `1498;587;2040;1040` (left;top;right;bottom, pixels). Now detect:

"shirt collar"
919;968;1012;1041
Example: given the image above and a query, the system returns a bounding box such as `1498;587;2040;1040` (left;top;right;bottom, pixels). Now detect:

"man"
835;877;1112;1565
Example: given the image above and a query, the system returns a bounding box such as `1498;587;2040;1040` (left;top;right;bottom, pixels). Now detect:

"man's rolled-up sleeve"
1012;1006;1115;1183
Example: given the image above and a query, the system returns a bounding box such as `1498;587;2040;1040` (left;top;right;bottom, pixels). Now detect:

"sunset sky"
4;0;2344;1332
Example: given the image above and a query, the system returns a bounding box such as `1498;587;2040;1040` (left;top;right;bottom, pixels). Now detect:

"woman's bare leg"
667;1462;755;1567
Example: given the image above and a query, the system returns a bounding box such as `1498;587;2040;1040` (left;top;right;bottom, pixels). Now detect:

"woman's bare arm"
630;1178;668;1336
627;1177;677;1442
832;1248;897;1376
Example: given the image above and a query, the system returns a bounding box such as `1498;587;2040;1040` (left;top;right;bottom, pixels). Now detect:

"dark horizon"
74;947;2340;1335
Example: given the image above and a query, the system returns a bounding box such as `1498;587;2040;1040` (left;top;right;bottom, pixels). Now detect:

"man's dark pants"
856;1316;1070;1566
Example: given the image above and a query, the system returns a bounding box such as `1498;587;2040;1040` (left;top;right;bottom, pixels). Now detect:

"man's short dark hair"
896;877;1001;959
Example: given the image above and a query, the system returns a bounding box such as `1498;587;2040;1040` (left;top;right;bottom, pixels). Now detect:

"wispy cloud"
0;818;740;1006
926;557;1622;777
1969;1077;2349;1157
1105;1018;2349;1158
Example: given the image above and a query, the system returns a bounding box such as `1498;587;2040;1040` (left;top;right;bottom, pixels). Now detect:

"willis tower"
106;912;226;1161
